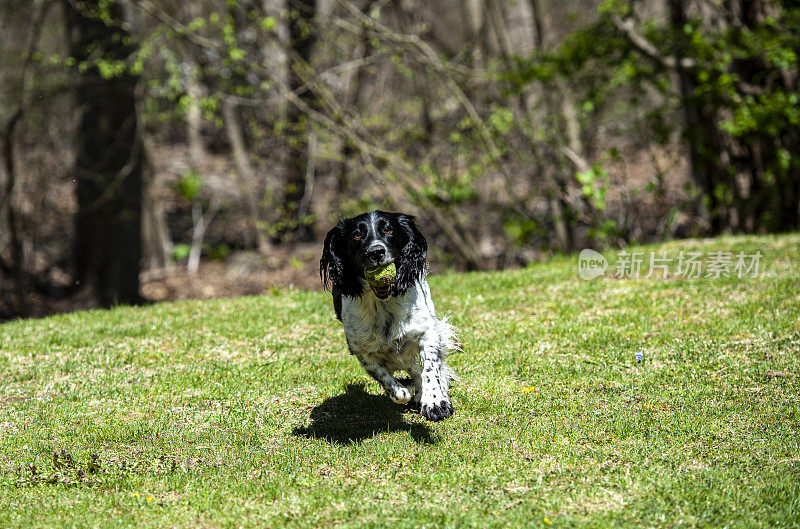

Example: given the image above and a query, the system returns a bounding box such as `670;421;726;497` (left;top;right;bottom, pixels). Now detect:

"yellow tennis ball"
365;262;396;286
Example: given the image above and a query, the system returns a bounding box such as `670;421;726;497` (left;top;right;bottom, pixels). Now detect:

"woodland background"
1;0;798;319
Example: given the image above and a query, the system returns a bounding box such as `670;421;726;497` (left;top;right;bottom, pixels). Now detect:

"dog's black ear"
393;214;427;295
320;220;363;298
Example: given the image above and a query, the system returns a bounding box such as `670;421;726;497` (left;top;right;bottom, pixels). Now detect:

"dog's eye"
353;233;361;240
384;227;392;234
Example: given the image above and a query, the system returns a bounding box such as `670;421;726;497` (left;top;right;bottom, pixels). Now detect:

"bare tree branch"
611;14;763;96
221;97;271;253
611;14;696;70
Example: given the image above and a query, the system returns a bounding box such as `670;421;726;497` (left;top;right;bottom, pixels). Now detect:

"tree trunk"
282;0;317;241
338;0;372;194
529;0;574;250
65;1;143;306
731;0;799;231
221;98;270;253
668;0;718;232
141;140;172;269
1;111;25;314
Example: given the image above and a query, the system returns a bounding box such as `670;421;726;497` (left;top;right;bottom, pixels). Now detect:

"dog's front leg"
406;362;424;411
418;341;454;421
357;356;411;404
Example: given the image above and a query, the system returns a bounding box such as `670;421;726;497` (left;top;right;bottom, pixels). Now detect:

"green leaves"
503;217;540;247
418;180;477;207
260;16;276;32
576;164;609;213
172;243;191;261
488;107;514;136
187;17;206;32
176;169;203;202
598;0;631;17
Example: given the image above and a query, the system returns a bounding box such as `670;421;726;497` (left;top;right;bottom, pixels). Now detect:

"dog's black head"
320;211;427;299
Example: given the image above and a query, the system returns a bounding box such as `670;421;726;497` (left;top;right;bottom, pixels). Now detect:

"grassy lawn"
1;234;799;528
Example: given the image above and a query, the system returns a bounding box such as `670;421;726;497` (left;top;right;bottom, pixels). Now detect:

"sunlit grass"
1;233;799;528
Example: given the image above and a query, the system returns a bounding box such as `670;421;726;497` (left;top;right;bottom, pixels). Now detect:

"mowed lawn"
1;234;799;528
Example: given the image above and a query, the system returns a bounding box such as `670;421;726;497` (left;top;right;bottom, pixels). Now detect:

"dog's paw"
389;386;412;404
420;399;454;421
405;394;422;412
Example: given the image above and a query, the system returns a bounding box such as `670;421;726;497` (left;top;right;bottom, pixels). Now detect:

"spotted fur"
320;211;457;421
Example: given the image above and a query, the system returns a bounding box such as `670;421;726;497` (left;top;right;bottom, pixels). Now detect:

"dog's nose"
366;246;385;260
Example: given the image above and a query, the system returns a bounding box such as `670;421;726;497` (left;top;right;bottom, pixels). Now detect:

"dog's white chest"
341;280;436;360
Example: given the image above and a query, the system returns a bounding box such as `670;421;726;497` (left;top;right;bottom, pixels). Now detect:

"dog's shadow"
292;383;437;445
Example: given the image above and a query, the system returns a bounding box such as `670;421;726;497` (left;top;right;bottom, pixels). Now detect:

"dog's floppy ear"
320;220;363;298
393;214;427;295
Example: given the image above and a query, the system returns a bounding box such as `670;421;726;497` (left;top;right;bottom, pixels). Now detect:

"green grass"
1;234;799;528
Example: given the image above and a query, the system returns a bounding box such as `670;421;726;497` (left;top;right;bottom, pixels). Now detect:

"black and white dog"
320;211;456;421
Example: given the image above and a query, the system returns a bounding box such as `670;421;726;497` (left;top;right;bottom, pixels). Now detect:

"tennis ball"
364;262;396;286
